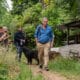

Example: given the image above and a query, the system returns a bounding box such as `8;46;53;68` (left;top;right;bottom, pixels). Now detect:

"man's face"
18;27;22;31
42;18;48;27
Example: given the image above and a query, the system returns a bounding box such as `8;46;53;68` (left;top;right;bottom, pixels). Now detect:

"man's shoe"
39;65;43;69
44;67;49;71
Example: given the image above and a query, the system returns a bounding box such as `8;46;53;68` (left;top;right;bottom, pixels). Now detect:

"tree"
11;0;39;15
0;0;9;25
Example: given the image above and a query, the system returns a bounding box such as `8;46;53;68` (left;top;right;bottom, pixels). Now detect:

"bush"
23;24;36;48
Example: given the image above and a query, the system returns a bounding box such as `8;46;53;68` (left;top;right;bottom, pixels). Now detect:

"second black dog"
22;46;39;65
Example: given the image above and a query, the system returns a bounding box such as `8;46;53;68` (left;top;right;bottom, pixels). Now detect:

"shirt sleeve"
34;25;40;38
14;32;20;42
22;32;26;40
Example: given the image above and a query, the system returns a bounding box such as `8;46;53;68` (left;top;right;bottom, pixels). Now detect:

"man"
2;27;9;46
34;17;54;71
0;26;4;42
0;27;9;43
14;27;25;62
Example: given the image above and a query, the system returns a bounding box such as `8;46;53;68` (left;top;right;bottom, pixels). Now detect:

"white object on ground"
50;47;60;52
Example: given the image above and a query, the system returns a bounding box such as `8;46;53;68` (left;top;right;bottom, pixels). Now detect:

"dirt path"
30;65;67;80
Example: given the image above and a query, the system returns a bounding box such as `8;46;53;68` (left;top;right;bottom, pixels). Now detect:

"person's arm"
0;33;6;41
50;38;54;48
20;32;26;42
14;32;21;42
3;33;9;40
14;32;20;45
50;28;55;48
34;26;39;45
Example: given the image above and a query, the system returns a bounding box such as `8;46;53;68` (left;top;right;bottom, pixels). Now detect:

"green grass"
49;57;80;79
0;48;44;80
15;63;43;80
16;63;32;80
0;63;8;80
1;47;80;80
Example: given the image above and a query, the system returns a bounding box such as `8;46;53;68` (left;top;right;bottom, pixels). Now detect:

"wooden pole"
67;27;69;45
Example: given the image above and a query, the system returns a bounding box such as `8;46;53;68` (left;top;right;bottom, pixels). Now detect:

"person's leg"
18;46;23;62
37;43;44;68
3;39;9;51
15;43;19;60
15;44;22;62
43;42;50;70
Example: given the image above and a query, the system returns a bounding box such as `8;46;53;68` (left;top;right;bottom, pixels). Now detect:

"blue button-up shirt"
34;25;54;44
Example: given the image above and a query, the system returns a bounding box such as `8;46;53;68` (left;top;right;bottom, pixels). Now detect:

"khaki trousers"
37;42;50;67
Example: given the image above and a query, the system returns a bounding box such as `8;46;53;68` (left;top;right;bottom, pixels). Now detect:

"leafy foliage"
11;0;39;15
1;0;80;47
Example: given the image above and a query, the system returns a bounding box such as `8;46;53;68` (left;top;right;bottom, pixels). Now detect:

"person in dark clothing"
14;27;25;62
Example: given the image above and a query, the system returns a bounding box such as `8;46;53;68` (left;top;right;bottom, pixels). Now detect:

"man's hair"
42;17;48;21
3;26;8;32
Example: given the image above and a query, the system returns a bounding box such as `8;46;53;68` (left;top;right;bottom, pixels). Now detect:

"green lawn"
49;57;80;80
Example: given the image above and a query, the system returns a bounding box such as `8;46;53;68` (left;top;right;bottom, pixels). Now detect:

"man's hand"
21;39;25;42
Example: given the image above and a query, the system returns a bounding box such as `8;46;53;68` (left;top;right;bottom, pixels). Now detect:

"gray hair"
3;26;8;31
42;17;48;21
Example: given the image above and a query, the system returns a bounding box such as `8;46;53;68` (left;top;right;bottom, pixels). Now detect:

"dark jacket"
14;31;25;46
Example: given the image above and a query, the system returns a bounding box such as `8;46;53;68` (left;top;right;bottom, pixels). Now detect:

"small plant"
49;57;80;77
0;64;8;80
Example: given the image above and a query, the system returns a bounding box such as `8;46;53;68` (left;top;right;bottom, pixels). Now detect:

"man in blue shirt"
34;17;54;71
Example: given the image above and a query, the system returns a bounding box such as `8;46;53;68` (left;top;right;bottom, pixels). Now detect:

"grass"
49;57;80;80
0;47;44;80
1;46;80;80
16;63;43;80
0;63;8;80
16;63;32;80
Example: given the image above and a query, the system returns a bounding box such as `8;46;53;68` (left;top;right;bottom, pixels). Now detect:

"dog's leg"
27;56;32;65
29;57;32;65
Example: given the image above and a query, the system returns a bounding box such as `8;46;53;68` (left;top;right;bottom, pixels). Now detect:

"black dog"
22;46;39;65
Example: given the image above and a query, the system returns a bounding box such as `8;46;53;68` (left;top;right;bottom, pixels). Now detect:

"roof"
59;20;80;30
65;20;80;28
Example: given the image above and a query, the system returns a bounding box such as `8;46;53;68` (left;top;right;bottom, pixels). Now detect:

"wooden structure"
59;20;80;45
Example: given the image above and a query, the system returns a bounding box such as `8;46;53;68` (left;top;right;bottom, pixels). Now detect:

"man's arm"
50;28;55;48
50;38;54;48
20;32;26;42
3;33;9;40
0;33;6;41
34;26;39;45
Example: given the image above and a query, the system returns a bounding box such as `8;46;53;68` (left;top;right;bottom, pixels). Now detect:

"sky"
6;0;12;10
